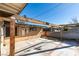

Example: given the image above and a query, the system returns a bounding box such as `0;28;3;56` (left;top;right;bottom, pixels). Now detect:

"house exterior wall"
4;23;43;38
5;28;43;46
16;27;43;41
4;24;43;45
0;21;44;47
67;27;79;31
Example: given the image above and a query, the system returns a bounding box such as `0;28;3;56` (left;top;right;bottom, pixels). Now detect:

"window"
43;28;51;31
29;27;37;31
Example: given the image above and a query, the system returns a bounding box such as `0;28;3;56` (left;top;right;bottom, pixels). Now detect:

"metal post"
60;27;63;40
9;17;15;56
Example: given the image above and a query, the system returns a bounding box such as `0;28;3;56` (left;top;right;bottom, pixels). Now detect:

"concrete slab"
1;37;79;56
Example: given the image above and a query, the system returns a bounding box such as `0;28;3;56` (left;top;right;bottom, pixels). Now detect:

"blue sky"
20;3;79;24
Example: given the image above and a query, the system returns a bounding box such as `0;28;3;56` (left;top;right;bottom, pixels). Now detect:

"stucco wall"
5;27;43;45
47;31;79;39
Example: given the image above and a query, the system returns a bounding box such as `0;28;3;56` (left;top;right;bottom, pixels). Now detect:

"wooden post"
0;17;3;56
9;17;15;56
0;21;2;56
0;19;5;56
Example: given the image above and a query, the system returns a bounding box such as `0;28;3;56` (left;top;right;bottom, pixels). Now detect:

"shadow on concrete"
20;45;77;56
46;37;79;46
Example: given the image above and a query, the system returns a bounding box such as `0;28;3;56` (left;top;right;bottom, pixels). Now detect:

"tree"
72;17;78;24
70;17;79;26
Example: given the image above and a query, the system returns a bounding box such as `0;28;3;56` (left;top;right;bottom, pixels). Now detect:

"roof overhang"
0;3;26;17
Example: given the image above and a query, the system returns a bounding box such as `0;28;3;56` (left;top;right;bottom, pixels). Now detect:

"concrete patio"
1;37;79;56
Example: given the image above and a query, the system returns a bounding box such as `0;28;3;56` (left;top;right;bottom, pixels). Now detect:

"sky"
20;3;79;25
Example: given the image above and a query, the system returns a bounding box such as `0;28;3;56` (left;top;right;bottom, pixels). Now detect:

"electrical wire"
33;3;62;19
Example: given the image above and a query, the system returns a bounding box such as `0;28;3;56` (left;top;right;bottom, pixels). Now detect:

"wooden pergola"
0;3;49;56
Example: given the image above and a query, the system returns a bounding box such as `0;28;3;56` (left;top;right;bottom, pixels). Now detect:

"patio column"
9;17;15;56
0;21;2;56
0;18;5;56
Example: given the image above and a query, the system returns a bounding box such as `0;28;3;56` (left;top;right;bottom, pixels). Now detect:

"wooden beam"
0;17;3;22
14;15;48;25
9;17;15;56
3;4;21;11
1;15;49;26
